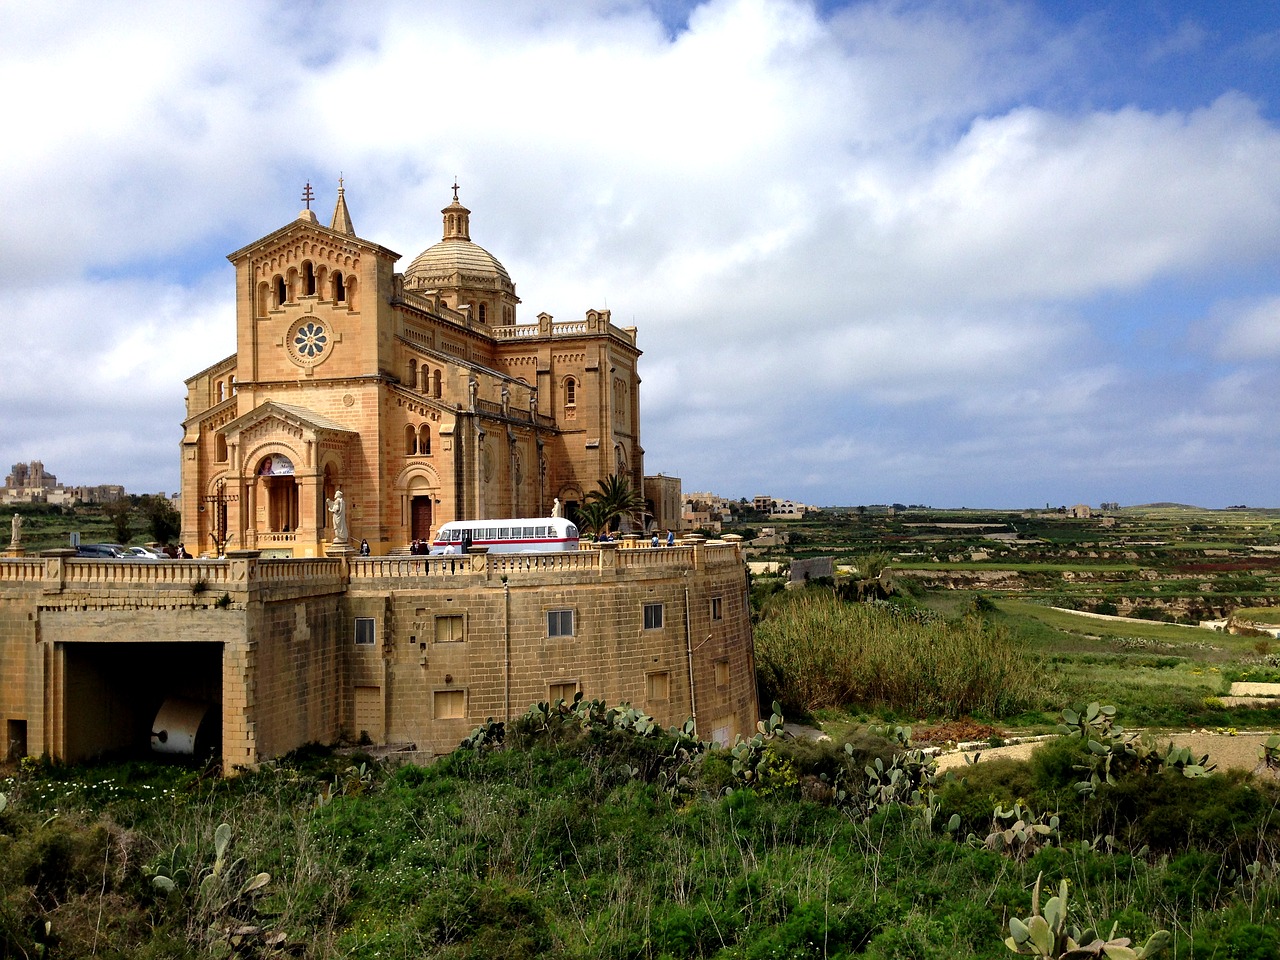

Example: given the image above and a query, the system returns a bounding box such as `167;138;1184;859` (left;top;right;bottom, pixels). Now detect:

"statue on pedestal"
326;490;349;543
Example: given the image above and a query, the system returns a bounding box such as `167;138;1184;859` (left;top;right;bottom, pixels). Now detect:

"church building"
181;182;644;557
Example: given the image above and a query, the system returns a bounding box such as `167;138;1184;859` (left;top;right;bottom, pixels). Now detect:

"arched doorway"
256;453;299;532
410;496;433;542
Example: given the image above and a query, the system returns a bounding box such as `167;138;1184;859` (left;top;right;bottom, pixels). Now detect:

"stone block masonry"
0;542;757;768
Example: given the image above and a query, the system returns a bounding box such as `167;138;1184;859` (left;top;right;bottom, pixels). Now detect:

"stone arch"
396;463;442;541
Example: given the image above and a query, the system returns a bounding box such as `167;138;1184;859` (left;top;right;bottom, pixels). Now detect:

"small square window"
434;689;465;719
646;671;670;702
710;596;723;621
643;602;663;630
548;609;574;637
549;681;579;703
715;659;730;688
434;615;464;643
354;618;376;645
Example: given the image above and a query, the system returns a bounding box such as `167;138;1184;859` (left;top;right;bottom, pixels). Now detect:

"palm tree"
584;474;647;534
575;500;614;540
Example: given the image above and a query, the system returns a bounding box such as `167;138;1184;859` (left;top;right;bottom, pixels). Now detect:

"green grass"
893;561;1139;573
2;711;1279;958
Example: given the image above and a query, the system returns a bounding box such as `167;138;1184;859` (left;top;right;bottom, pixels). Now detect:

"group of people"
650;530;676;547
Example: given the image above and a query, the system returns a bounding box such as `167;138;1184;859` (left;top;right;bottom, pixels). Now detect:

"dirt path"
935;730;1276;775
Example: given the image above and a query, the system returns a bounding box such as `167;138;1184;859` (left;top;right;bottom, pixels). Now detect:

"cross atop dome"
442;182;471;242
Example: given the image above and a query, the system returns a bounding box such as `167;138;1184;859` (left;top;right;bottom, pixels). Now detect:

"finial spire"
442;179;471;241
330;176;355;235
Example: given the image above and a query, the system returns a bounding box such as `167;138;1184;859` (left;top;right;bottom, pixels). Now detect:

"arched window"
418;425;431;455
285;267;298;303
274;276;286;308
256;281;270;316
405;424;418;456
229;375;237;395
432;370;442;398
302;261;316;296
565;377;577;406
215;434;228;463
216;380;226;403
346;276;358;311
408;359;417;389
333;271;346;302
478;303;487;324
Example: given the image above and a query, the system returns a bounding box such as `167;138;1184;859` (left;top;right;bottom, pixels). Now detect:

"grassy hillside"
2;700;1277;958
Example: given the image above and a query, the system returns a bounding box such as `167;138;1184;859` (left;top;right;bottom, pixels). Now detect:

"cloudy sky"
3;1;1279;509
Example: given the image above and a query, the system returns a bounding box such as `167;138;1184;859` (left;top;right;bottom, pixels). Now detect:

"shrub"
754;592;1043;718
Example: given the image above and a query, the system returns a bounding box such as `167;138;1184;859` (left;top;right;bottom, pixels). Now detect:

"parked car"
76;543;128;558
127;546;167;560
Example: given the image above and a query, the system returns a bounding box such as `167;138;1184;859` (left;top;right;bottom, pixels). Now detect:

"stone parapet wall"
0;544;757;769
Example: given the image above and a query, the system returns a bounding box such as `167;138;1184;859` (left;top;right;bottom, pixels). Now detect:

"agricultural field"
748;504;1280;736
760;504;1280;626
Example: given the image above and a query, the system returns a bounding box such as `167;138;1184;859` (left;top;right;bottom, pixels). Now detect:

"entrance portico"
214;402;356;557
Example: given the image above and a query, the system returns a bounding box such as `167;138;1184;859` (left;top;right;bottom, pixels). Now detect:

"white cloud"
1211;296;1280;358
3;0;1280;507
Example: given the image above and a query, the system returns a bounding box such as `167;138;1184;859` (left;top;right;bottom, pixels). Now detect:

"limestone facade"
182;184;644;558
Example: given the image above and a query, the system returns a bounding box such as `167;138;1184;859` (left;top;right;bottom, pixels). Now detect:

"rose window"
294;322;327;358
286;318;332;367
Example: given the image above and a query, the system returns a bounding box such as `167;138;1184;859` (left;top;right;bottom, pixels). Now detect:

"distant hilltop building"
753;496;809;519
3;461;124;506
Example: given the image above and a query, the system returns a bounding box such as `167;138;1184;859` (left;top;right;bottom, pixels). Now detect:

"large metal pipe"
151;698;214;756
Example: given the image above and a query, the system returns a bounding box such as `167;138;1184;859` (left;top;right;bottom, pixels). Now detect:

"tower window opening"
418;425;431;455
404;424;418;456
303;261;316;296
274;276;286;308
333;271;346;302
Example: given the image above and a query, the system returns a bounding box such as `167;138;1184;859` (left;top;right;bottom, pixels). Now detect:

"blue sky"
2;0;1279;509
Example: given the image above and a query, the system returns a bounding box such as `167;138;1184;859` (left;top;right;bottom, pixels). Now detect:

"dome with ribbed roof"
403;187;515;293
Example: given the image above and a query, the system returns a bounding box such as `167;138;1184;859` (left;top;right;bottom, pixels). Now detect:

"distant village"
3;460;127;507
7;458;822;536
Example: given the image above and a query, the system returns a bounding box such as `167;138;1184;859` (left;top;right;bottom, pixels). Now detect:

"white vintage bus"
429;517;580;555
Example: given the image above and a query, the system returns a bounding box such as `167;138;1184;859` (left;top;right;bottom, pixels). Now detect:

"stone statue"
326;490;349;543
10;513;21;544
551;498;562;518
